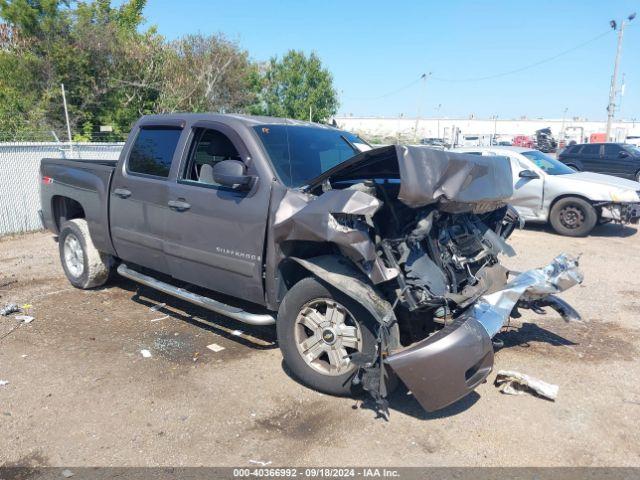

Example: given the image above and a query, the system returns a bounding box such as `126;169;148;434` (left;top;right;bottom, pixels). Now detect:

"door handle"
168;199;191;212
113;188;132;199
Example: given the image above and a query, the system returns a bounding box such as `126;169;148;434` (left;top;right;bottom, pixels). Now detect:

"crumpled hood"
306;145;514;211
564;172;640;200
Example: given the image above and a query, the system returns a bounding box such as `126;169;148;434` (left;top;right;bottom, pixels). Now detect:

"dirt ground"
0;223;639;467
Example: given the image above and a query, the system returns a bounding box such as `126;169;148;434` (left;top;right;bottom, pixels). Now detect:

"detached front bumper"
601;202;640;224
385;254;583;412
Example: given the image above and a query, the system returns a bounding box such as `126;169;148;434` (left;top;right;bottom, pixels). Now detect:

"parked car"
455;146;640;236
39;114;582;414
558;143;640;182
419;137;446;149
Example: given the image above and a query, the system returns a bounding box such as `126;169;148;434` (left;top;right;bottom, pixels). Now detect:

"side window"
604;144;621;157
581;145;600;156
181;128;241;186
128;127;182;178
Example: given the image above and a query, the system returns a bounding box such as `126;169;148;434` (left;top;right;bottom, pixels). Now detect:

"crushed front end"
281;145;583;414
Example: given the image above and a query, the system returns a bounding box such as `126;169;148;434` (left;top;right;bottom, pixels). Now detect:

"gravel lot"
1;224;639;467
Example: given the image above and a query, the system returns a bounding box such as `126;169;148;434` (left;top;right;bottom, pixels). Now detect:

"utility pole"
606;13;635;141
435;103;442;139
492;115;498;145
413;73;430;143
560;107;568;146
61;83;73;154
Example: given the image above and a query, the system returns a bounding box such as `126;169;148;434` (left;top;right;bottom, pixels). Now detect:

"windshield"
253;125;368;187
623;144;640;155
521;150;575;175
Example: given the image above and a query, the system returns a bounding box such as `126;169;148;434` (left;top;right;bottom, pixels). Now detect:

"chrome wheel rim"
294;298;362;376
559;205;585;229
63;233;84;277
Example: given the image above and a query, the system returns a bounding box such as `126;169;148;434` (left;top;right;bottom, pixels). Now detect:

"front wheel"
549;197;598;237
277;277;378;396
59;219;113;289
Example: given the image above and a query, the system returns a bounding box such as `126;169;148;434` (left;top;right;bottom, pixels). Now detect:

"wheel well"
548;194;596;220
565;163;580;171
52;196;85;231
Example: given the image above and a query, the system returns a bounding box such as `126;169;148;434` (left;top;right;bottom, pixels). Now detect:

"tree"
157;33;257;114
255;50;338;122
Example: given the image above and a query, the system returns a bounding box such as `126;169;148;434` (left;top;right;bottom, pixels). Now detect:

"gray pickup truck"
40;114;583;414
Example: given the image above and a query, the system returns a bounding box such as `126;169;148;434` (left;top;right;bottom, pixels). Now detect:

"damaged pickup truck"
40;114;583;413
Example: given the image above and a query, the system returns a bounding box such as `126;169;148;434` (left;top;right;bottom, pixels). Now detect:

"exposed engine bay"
273;145;583;414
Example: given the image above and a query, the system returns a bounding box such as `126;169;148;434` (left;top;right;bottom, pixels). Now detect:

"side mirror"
519;169;540;179
212;160;254;190
618;150;630;158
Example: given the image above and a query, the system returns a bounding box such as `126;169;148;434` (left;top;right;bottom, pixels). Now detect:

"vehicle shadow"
111;276;278;350
280;358;480;421
523;222;637;238
494;322;577;349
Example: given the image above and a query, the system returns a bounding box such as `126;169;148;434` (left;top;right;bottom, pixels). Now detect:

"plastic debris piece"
15;315;34;324
249;460;272;466
140;349;152;358
231;330;243;336
0;304;19;316
150;315;169;322
495;370;559;401
0;380;8;387
206;343;225;353
61;469;74;478
150;303;166;312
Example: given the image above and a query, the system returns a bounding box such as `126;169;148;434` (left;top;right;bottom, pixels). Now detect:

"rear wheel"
566;164;580;171
59;219;113;289
549;197;597;237
277;277;378;396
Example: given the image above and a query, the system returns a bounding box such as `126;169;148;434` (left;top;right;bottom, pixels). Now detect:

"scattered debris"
0;380;8;387
149;303;166;312
21;354;27;358
495;370;559;401
193;352;200;362
150;315;169;322
0;303;19;316
206;343;225;353
140;349;152;358
249;460;272;466
61;469;74;478
15;315;34;324
231;330;243;336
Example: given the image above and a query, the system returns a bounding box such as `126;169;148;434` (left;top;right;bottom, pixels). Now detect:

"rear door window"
580;144;600;156
128;127;183;178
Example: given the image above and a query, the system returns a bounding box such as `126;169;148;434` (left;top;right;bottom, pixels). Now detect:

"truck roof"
137;113;337;130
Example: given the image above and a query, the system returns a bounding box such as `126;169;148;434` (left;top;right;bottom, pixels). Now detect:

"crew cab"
455;146;640;237
40;114;582;414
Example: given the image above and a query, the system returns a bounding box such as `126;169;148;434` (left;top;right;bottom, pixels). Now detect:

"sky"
136;0;639;121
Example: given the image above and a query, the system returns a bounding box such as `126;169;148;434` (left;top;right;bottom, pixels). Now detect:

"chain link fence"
0;142;124;236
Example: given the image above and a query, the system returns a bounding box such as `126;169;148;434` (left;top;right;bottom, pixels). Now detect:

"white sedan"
454;146;640;236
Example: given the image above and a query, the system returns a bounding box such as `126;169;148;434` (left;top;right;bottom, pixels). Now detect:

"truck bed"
40;157;117;255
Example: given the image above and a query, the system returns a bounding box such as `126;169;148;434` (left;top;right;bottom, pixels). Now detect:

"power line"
343;28;614;102
343;75;426;101
431;29;613;83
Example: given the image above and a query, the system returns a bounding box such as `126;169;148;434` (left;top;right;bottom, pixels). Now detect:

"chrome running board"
117;264;276;326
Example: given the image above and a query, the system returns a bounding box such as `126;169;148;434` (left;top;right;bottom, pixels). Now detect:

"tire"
566;164;580;172
58;219;113;289
277;277;379;396
549;197;598;237
635;170;640;183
